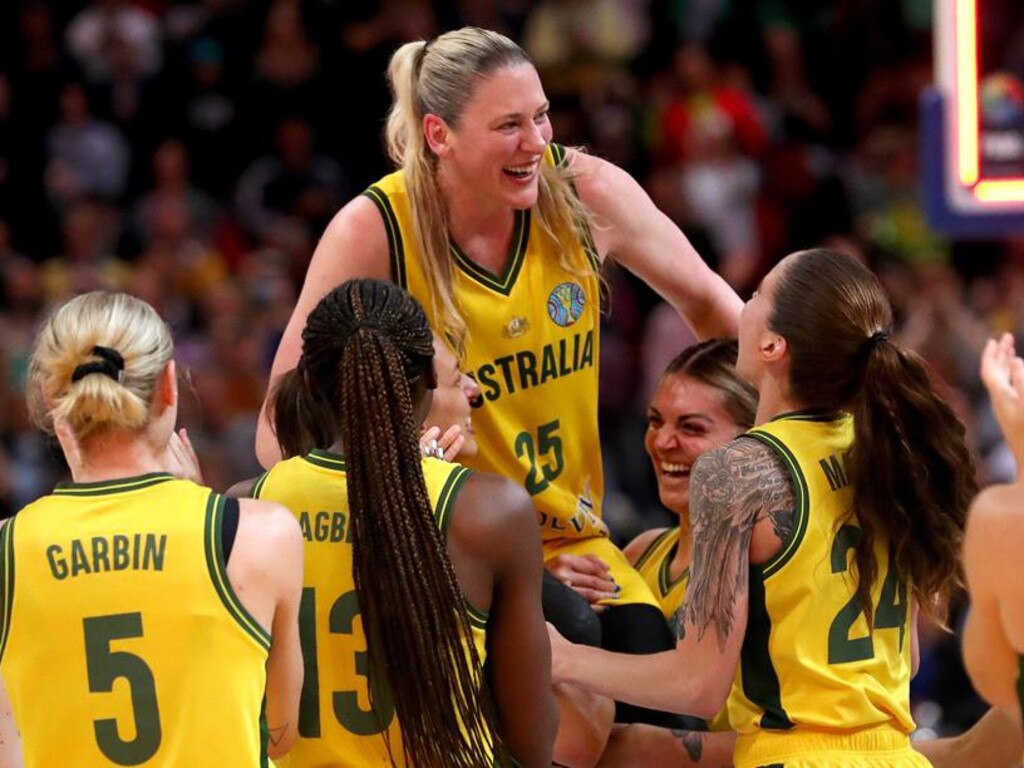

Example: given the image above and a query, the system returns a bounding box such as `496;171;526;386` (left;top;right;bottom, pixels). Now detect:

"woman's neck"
753;374;804;425
436;167;516;252
671;508;694;574
68;433;165;484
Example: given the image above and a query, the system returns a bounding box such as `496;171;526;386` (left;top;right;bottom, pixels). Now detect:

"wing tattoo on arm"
677;437;795;650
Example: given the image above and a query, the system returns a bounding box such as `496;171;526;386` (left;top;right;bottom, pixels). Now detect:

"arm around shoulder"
456;475;557;768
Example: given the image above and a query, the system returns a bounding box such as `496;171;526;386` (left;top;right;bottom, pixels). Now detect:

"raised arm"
570;150;742;339
231;498;305;759
451;475;557;768
551;437;789;717
256;196;391;467
979;333;1024;470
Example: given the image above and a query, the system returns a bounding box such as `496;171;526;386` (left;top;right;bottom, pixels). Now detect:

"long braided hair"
272;278;504;766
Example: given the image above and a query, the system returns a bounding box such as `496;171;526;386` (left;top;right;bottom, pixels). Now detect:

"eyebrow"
647;406;714;424
494;102;551;122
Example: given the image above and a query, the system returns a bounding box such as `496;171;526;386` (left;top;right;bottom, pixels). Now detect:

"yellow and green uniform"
364;147;659;609
253;450;491;767
727;412;927;768
632;526;731;731
0;473;270;768
364;144;604;544
633;527;689;623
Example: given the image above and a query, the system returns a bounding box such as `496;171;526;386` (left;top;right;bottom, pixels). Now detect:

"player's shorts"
734;726;931;768
544;536;660;609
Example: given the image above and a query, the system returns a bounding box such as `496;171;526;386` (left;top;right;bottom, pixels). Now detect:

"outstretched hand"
980;333;1024;468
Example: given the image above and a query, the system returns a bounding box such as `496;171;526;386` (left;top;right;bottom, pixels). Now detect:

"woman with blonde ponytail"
259;26;740;762
0;291;304;767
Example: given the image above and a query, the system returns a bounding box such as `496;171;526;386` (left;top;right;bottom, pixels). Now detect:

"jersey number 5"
827;525;908;664
83;612;162;765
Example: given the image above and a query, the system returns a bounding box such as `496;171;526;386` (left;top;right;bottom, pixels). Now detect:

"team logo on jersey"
503;315;530;338
547;282;586;327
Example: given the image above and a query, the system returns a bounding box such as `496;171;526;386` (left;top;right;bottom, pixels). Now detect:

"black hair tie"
869;330;890;346
71;345;125;384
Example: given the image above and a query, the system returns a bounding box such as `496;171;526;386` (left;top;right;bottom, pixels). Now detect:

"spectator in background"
45;82;130;206
245;0;326;144
41;197;127;304
656;44;767;166
131;137;221;247
523;0;651;99
176;37;243;197
235;115;346;243
64;0;162;86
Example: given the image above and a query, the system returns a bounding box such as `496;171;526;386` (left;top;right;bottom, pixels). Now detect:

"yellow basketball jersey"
631;527;734;731
726;413;914;737
364;144;606;541
633;527;689;623
253;450;490;767
0;473;270;768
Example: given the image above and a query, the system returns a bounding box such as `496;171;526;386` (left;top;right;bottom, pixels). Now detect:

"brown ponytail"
769;249;975;625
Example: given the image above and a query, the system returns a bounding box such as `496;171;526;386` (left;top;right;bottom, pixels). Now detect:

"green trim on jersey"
1018;656;1024;718
0;518;14;662
52;472;176;496
363;185;407;289
303;449;347;472
632;528;674;572
449;209;530;295
658;546;688;597
433;465;474;538
464;602;489;630
767;409;843;424
742;569;793;730
259;696;270;768
250;471;271;499
744;431;809;579
204;493;271;651
631;528;689;597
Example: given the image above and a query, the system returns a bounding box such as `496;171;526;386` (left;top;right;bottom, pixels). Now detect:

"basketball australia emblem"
546;282;586;327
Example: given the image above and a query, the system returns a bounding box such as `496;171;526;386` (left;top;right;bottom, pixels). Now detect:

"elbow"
266;729;296;761
686;677;732;721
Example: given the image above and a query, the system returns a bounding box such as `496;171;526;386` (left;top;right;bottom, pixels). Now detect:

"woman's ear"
423;113;452;158
157;360;178;411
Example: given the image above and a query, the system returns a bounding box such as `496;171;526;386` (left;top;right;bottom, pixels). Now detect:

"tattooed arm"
549;437;794;718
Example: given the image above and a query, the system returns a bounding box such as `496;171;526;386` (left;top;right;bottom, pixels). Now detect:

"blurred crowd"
1;0;1023;740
